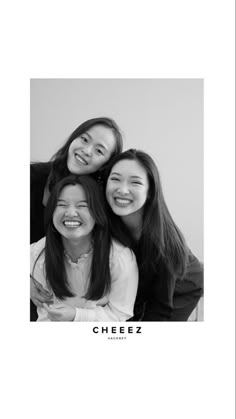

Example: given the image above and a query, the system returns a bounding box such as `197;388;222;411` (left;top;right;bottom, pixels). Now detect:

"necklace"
64;248;93;264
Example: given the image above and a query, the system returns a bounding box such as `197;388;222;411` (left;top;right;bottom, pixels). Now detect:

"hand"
30;275;54;307
42;302;76;321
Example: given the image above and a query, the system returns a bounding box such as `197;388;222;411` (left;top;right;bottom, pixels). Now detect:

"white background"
0;1;235;419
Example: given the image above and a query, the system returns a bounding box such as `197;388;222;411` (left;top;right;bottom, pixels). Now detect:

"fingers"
31;296;53;306
42;302;65;311
38;294;54;303
30;276;53;304
41;303;75;321
30;289;53;304
42;303;50;311
31;277;53;298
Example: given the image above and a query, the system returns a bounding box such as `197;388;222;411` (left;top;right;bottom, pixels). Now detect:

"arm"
174;252;203;299
141;272;175;321
171;252;204;320
142;252;203;322
44;245;139;322
30;238;53;307
30;274;53;306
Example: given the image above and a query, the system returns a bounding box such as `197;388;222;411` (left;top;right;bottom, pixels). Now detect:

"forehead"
58;184;86;200
111;159;148;179
86;125;116;149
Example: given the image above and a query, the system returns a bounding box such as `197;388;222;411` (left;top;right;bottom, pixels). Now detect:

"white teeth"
75;154;87;165
63;221;81;227
115;198;132;204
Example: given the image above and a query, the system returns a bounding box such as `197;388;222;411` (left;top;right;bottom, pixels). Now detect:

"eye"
110;177;120;182
77;204;88;208
57;203;67;207
80;136;88;143
96;149;104;156
131;181;142;185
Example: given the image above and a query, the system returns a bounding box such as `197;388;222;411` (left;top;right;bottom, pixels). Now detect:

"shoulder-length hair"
48;117;123;190
33;175;112;300
105;149;188;282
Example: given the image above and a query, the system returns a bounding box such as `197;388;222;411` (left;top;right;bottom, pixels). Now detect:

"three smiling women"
30;118;203;321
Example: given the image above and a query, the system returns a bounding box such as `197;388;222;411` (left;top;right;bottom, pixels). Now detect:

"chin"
114;207;130;216
70;167;83;175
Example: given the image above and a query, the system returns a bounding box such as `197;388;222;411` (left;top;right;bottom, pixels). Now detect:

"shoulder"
30;238;47;287
109;240;138;285
110;239;136;265
30;237;46;264
31;162;52;183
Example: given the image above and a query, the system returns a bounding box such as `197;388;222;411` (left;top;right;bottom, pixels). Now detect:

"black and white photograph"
30;79;204;323
1;1;234;419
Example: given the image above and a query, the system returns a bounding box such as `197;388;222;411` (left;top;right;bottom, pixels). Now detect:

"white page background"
0;1;234;419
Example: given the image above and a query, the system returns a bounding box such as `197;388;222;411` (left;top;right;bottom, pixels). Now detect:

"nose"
82;144;93;157
65;206;79;217
116;182;130;195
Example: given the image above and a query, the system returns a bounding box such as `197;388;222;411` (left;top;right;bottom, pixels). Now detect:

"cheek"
143;190;149;202
82;209;95;225
100;153;110;164
68;142;74;155
52;209;62;226
67;145;74;167
86;216;95;230
52;213;58;228
137;190;148;205
68;139;80;155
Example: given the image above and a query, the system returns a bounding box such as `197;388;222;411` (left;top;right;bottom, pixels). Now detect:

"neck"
62;235;93;262
121;210;143;241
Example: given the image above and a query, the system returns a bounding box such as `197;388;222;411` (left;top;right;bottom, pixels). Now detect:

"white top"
30;237;138;322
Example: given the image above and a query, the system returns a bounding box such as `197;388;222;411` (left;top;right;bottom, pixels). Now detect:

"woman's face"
53;184;95;241
106;159;149;218
67;124;116;175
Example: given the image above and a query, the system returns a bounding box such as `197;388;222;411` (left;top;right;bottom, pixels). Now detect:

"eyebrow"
130;176;143;180
57;198;88;203
110;172;143;180
84;131;108;152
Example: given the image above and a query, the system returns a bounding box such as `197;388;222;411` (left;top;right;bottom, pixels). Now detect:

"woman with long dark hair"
31;117;123;244
30;175;138;321
105;149;203;321
30;117;123;319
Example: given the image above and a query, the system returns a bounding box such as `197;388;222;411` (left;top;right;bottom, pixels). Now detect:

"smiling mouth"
74;153;88;165
114;198;132;206
63;220;82;228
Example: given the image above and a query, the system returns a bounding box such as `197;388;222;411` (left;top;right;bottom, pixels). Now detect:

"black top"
129;251;203;321
30;161;204;321
30;162;52;244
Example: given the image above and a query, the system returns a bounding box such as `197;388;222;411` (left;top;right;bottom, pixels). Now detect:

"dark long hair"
104;149;188;285
33;175;112;300
47;117;123;190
